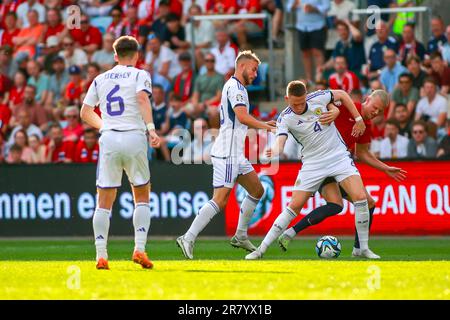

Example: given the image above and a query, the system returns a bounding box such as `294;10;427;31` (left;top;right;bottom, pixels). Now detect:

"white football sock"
133;203;151;252
185;200;220;242
260;207;297;253
354;200;370;251
235;194;260;239
284;227;296;238
93;208;110;261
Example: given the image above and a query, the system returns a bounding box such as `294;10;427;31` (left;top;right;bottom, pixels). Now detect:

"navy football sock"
354;207;375;249
292;202;343;234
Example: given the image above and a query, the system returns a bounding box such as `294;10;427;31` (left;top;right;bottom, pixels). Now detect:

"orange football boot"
96;257;110;270
132;251;154;269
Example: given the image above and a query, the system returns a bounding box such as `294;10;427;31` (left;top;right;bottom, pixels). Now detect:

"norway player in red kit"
279;90;407;259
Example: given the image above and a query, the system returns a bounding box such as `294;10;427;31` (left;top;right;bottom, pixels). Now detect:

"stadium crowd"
0;0;449;165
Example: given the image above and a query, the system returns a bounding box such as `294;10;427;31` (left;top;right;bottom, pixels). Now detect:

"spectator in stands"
380;48;408;94
229;0;264;50
325;0;360;57
7;70;26;109
68;14;103;57
442;25;450;65
185;4;215;67
42;8;64;49
406;55;427;90
287;0;330;82
0;63;12;103
182;118;213;163
210;28;237;80
122;5;141;39
191;53;224;122
74;128;99;163
6;128;33;163
145;34;181;81
62;106;83;143
0;100;11;136
27;60;49;106
398;23;426;65
379;118;409;159
46;56;69;112
6;143;24;164
329;19;365;75
16;0;45;28
45;123;75;163
59;36;88;69
388;72;419;119
80;0;120;17
64;65;84;107
427;16;447;55
328;55;360;94
142;0;171;41
107;6;125;38
206;0;236;15
415;77;448;131
161;13;189;53
173;52;195;109
0;12;20;48
12;10;45;60
407;120;438;159
183;0;208;20
137;0;159;25
40;36;61;73
368;20;399;76
0;45;16;80
430;52;450;96
11;85;48;132
437;119;450;159
28;133;46;163
151;84;169;136
7;109;43;148
393;103;412;139
92;33;116;72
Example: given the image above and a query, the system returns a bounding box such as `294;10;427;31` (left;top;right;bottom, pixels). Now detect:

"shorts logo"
235;174;274;228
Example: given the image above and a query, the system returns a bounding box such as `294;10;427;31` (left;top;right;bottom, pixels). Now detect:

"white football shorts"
96;130;150;188
211;156;254;189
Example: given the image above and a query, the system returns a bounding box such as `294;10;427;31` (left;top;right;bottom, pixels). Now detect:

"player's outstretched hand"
385;166;407;182
351;120;366;137
320;107;340;125
149;130;161;148
265;120;277;133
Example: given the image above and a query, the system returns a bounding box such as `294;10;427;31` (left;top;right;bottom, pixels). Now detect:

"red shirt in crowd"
0;103;11;131
46;140;76;163
0;0;21;28
70;26;102;48
65;81;83;103
328;71;360;94
236;0;263;28
431;67;450;89
44;23;65;42
74;139;99;163
63;123;84;142
8;85;25;106
0;28;19;47
334;101;372;153
207;0;237;13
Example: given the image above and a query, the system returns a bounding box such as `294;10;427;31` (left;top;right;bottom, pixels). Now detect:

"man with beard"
11;84;48;132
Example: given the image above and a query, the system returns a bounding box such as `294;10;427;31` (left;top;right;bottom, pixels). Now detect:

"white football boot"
176;235;194;260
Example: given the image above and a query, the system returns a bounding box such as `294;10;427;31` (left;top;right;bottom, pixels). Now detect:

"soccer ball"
315;236;341;259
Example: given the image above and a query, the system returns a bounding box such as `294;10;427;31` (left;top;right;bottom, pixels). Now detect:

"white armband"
146;122;155;131
354;116;363;122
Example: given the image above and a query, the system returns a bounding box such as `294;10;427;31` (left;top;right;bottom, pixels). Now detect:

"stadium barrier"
1;160;449;237
0;163;223;237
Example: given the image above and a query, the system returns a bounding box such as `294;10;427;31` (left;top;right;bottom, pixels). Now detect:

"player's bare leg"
246;190;312;260
230;171;264;252
279;183;344;251
94;188;117;270
177;187;229;259
340;175;380;259
131;183;153;269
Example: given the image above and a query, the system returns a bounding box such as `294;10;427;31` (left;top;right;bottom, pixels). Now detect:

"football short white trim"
211;156;254;189
293;155;360;192
96;130;150;188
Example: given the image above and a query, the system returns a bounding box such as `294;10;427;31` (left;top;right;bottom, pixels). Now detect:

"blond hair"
235;50;261;69
370;89;390;109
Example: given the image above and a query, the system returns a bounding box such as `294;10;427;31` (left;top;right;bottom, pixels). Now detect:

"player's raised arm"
81;79;103;130
266;134;288;158
234;106;276;131
137;90;161;148
331;90;365;137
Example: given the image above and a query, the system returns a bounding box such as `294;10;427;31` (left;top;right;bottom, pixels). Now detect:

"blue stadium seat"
91;16;113;34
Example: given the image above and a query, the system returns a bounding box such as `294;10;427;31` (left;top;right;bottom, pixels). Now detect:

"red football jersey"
70;26;102;48
46;140;76;163
334;101;371;153
328;71;360;94
74;139;99;163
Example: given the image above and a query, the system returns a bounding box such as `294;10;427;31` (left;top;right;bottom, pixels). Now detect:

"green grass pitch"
0;237;449;299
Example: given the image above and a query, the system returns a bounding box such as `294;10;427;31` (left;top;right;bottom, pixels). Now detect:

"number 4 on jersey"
314;122;322;132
